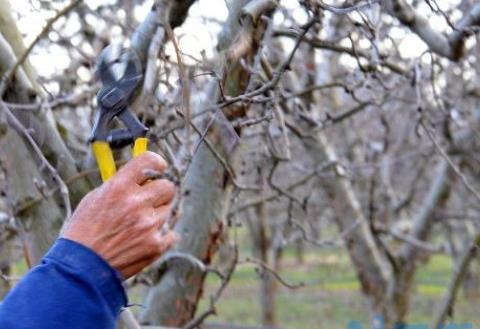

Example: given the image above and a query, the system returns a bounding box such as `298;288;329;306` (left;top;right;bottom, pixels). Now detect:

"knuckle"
124;200;138;215
141;152;167;171
105;176;126;193
163;179;175;193
156;179;175;194
136;214;156;231
126;193;145;210
153;233;163;246
157;180;176;200
146;234;163;256
157;209;168;223
134;206;148;221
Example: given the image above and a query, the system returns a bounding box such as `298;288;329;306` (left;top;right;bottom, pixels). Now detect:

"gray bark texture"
140;0;277;326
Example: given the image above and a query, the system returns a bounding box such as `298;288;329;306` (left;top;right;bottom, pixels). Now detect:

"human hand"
62;152;177;279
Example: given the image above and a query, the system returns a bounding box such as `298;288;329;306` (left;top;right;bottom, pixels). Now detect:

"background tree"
1;1;480;329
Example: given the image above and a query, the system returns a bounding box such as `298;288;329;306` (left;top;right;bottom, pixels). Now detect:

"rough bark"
140;1;277;326
141;114;239;326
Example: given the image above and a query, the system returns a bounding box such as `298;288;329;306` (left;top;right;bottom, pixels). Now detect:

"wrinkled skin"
62;152;177;279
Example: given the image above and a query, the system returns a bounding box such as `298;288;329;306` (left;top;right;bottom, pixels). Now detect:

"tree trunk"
462;260;480;299
314;132;393;319
246;167;277;328
0;242;11;299
388;160;452;325
141;112;240;326
0;37;91;208
141;1;277;326
0;125;64;264
292;63;393;324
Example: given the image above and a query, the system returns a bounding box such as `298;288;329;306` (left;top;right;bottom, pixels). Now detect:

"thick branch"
398;160;451;261
431;234;480;329
273;29;409;76
385;0;480;61
140;1;277;326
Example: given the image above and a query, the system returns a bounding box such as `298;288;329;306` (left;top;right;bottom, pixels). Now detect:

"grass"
10;244;480;329
194;249;480;329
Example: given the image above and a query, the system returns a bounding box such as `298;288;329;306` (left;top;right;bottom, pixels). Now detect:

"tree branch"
385;0;480;60
431;234;480;329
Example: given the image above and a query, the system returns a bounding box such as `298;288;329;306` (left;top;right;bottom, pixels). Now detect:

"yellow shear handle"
93;138;148;183
132;137;148;158
92;141;117;182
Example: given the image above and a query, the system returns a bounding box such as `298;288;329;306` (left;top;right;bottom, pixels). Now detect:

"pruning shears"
90;46;148;182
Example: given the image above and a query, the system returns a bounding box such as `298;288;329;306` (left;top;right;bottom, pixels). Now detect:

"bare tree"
1;1;480;329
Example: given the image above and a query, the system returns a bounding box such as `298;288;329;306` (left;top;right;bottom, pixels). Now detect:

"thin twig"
243;257;305;289
290;218;363;249
165;16;193;157
317;0;379;15
421;121;480;203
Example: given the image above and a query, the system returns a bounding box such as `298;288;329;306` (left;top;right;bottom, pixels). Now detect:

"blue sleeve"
0;238;127;329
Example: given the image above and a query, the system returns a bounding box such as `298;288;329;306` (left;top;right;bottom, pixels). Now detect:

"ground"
11;246;480;329
196;249;479;329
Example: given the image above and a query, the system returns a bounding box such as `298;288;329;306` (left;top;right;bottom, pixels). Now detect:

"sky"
7;0;461;79
9;0;226;76
8;0;313;79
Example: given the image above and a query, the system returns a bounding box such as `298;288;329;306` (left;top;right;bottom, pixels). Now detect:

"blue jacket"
0;238;127;329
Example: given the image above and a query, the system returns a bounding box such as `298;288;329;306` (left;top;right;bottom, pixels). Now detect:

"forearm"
0;238;127;329
0;152;176;329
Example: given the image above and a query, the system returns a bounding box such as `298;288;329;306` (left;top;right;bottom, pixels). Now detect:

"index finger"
116;151;167;185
